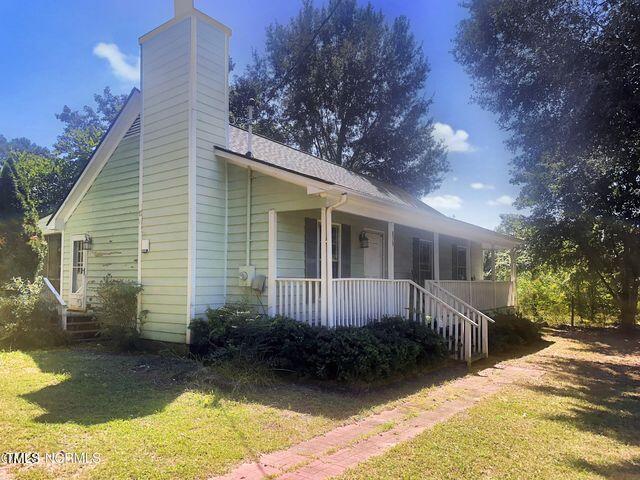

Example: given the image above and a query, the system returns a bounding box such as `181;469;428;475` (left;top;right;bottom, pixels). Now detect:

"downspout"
323;193;348;327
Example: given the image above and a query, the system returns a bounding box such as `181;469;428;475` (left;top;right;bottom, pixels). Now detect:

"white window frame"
454;245;468;281
416;238;434;283
317;221;341;278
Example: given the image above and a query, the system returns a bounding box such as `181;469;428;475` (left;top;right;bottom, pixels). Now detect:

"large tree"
54;86;128;178
230;0;447;196
0;161;44;284
9;151;73;215
455;0;640;329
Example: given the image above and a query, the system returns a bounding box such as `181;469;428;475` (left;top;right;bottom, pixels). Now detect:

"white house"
41;0;519;363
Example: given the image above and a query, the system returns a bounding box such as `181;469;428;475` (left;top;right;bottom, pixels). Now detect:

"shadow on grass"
527;330;640;447
20;339;554;427
569;456;640;479
21;349;192;425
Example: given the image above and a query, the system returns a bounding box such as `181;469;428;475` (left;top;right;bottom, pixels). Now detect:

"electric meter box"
238;265;256;287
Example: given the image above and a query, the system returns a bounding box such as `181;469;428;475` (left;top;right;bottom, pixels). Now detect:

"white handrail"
43;277;66;307
426;280;495;323
405;279;478;327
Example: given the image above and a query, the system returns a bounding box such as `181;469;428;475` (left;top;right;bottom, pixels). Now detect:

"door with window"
69;235;88;310
364;231;384;278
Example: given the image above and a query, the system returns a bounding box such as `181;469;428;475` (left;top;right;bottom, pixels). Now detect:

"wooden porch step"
65;312;100;341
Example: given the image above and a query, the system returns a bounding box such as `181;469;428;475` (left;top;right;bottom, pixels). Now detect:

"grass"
3;330;636;479
0;345;463;480
339;329;640;480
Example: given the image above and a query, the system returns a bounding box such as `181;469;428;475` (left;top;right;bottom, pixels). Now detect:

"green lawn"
2;330;637;480
0;346;460;480
339;330;640;480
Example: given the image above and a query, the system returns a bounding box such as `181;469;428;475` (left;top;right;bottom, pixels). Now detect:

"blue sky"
0;0;520;229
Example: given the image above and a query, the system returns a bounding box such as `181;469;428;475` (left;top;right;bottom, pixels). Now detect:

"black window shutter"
412;237;420;283
341;224;351;278
304;217;318;278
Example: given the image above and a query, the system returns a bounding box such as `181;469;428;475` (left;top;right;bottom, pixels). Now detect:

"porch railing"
275;278;322;326
275;277;487;362
435;280;512;311
42;277;67;330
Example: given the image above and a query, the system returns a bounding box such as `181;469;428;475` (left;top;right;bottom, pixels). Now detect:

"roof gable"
47;89;141;228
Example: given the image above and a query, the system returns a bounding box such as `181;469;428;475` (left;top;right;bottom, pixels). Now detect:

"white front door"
69;236;87;311
364;232;384;278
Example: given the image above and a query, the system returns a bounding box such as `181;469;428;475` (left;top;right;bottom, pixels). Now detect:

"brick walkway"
212;360;545;480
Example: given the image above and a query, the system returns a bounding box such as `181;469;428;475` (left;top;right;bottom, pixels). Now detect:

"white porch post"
267;209;277;316
466;240;472;304
387;222;394;279
491;245;497;309
509;247;517;307
433;232;440;283
320;207;329;326
325;207;335;326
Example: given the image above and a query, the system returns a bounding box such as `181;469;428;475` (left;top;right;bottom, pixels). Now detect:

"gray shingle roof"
228;125;443;215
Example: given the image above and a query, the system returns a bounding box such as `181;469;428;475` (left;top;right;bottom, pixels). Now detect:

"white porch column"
325;207;335;326
433;232;440;282
267;209;277;316
387;222;394;279
491;245;497;309
466;240;472;303
320;207;329;326
466;240;471;280
509;247;517;306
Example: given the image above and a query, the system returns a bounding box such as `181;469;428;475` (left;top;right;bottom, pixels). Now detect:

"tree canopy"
455;0;640;329
230;0;447;196
0;162;44;284
53;86;128;178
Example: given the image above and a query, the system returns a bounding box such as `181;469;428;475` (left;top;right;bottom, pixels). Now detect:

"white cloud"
487;195;514;206
432;122;475;153
470;182;494;190
423;194;463;210
93;42;140;83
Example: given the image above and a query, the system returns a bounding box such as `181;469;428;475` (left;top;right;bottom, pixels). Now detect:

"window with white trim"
317;222;341;278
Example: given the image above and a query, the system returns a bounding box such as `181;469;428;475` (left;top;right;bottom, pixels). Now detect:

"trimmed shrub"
0;277;68;349
488;310;542;353
189;306;447;383
95;275;146;351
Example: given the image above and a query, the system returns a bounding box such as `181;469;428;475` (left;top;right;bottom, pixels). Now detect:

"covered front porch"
265;199;518;362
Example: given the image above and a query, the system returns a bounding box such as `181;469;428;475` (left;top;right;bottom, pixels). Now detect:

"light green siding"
225;166;324;306
61;134;139;307
193;17;229;315
140;17;191;343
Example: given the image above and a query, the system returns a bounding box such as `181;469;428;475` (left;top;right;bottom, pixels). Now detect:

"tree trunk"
570;296;575;328
619;292;637;331
618;239;639;332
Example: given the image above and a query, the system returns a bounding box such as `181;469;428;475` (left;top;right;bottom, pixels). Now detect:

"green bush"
189;306;447;383
0;277;68;349
488;310;542;353
95;275;146;351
